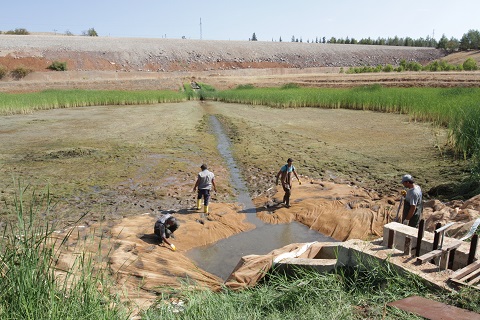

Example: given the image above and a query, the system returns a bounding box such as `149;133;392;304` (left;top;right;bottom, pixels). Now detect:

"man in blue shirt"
276;158;301;207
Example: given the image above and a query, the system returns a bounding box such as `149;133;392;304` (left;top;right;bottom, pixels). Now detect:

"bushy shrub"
383;64;394;72
48;61;67;71
10;67;33;80
0;65;7;79
463;58;478;71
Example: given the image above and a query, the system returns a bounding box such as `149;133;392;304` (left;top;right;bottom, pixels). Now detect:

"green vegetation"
347;58;477;74
302;29;479;52
3;186;479;319
83;28;98;37
3;28;30;35
0;185;128;319
210;85;480;177
48;61;68;71
0;89;186;115
1;86;479;179
0;65;7;79
142;260;480;319
10;66;33;80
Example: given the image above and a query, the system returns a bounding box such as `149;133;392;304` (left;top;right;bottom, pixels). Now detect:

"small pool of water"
187;115;336;280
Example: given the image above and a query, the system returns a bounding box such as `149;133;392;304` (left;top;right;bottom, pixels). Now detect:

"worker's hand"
401;190;407;197
402;219;409;225
170;244;176;251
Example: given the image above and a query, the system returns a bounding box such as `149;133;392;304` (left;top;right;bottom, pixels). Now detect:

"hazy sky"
1;0;478;41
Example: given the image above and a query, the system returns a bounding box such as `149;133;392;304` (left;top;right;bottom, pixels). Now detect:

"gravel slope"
0;34;445;71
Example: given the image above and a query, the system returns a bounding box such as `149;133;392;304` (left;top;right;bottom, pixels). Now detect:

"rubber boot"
204;205;209;214
196;199;202;210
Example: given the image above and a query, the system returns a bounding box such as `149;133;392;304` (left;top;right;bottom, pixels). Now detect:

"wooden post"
448;248;456;269
468;234;478;265
415;220;424;257
433;222;442;250
431;222;442;264
404;237;412;256
388;229;395;249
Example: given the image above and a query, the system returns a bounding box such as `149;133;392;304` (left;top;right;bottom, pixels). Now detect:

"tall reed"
212;85;480;168
0;183;127;319
0;89;187;115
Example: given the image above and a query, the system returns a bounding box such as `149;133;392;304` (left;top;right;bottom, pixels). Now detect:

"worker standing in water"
276;158;301;208
193;164;217;214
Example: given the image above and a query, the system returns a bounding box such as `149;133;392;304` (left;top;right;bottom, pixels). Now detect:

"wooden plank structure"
449;260;480;289
416;241;463;269
415;222;464;270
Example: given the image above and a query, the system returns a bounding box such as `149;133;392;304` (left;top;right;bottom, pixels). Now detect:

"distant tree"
251;32;257;41
279;36;282;42
459;29;480;50
437;34;448;49
5;28;29;35
65;30;74;36
322;37;326;44
291;35;295;42
328;37;336;43
404;37;414;47
446;37;460;52
83;28;98;36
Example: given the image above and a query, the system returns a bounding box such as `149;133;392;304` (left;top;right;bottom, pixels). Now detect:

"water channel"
186;115;336;280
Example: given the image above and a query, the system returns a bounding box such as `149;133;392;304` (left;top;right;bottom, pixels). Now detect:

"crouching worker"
154;214;179;251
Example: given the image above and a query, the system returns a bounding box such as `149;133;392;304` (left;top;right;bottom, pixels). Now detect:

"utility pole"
200;18;202;40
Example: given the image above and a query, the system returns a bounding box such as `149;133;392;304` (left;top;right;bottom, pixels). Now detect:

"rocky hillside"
0;35;445;72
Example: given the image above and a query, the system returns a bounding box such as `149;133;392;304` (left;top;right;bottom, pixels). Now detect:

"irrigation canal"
186;115;335;280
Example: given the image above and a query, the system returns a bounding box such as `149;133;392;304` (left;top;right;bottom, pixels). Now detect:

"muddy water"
187;116;335;280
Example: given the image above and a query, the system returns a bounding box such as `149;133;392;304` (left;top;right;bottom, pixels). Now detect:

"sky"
1;0;478;42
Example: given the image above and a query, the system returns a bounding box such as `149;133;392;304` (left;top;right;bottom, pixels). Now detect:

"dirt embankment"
3;35;480;92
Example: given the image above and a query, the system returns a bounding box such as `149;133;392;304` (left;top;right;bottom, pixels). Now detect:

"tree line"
250;29;480;52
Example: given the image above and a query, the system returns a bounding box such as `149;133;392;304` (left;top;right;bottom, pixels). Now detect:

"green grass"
2;85;480;177
141;258;480;319
0;89;187;115
210;85;480;172
0;184;129;319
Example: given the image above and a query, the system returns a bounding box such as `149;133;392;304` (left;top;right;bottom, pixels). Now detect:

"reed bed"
211;85;480;166
1;86;479;174
0;89;186;115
